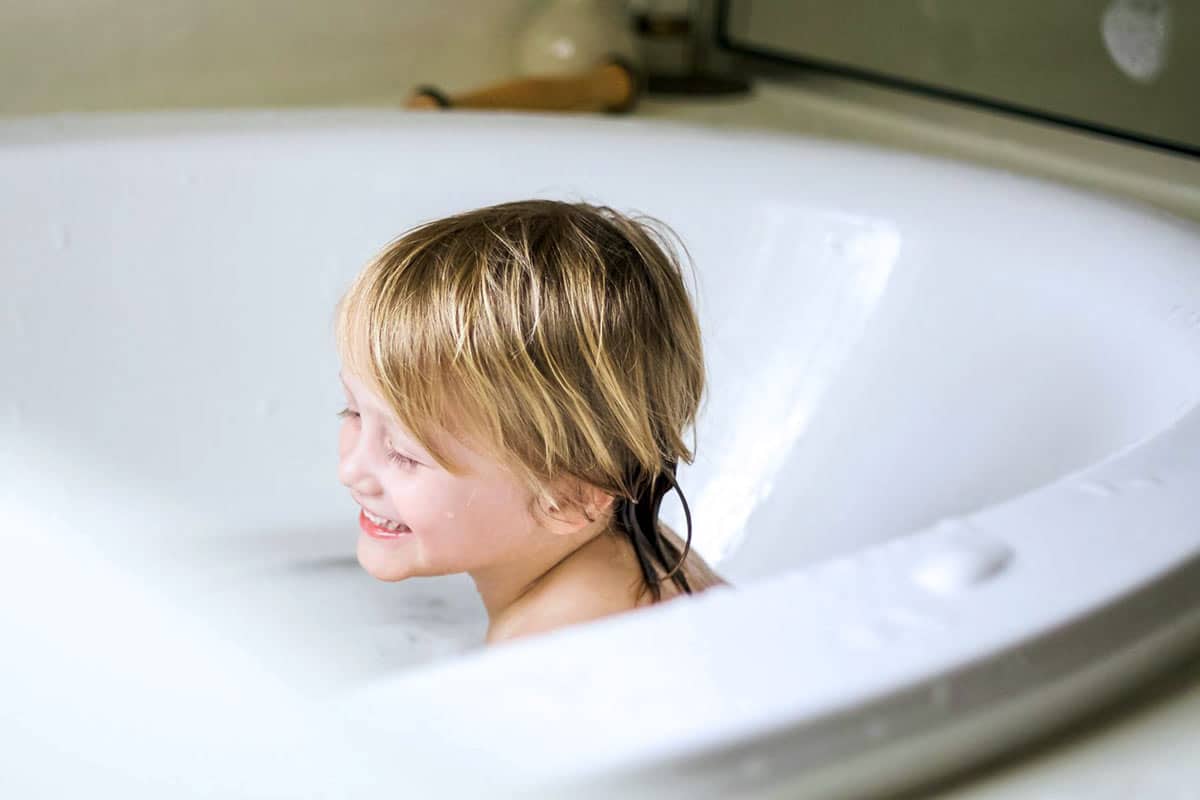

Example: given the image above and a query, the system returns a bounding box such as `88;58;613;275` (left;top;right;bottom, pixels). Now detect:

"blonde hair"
334;199;708;602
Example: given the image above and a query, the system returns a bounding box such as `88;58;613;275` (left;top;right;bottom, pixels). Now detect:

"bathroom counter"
633;74;1200;799
634;75;1200;225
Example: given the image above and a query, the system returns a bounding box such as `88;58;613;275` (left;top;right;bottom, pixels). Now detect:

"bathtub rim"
5;106;1200;231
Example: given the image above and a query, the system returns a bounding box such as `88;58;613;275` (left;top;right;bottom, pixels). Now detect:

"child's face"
337;369;546;582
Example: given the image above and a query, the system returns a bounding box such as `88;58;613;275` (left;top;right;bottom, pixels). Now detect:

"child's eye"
385;446;419;468
337;407;359;420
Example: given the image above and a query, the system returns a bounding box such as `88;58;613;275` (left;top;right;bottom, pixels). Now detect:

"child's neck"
472;517;622;640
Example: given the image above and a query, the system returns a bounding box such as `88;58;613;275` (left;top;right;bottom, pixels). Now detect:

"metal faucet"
631;0;751;96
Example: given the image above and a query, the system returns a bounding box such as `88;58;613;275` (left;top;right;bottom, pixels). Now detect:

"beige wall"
1;0;533;113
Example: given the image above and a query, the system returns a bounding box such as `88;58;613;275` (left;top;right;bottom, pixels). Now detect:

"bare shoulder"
486;527;732;646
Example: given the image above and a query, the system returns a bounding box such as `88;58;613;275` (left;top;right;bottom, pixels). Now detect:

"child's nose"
338;445;383;496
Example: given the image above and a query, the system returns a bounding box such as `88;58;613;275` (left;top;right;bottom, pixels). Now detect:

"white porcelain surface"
2;110;1199;798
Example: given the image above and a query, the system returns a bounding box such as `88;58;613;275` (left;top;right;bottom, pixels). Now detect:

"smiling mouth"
359;509;412;539
362;507;407;530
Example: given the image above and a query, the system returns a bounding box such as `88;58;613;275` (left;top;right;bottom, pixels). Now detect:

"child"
334;199;728;646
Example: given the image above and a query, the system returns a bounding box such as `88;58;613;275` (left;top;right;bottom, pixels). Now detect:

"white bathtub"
3;110;1200;798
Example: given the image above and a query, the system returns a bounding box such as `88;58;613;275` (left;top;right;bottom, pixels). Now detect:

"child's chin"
356;533;419;581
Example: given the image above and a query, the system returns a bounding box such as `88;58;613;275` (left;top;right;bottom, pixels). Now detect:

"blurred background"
2;0;1196;220
2;0;539;111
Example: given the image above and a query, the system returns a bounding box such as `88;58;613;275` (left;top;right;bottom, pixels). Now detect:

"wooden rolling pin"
405;56;643;114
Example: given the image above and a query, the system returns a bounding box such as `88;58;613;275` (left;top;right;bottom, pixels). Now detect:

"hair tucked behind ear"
334;198;708;604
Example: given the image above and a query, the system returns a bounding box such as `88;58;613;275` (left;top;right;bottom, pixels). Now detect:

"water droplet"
912;536;1014;595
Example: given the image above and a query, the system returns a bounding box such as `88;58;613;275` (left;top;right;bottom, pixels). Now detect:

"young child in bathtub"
334;199;728;646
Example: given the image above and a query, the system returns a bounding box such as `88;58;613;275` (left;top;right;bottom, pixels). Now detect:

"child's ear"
581;484;615;522
540;481;615;535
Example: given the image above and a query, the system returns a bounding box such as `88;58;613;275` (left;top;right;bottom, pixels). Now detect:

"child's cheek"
424;485;470;528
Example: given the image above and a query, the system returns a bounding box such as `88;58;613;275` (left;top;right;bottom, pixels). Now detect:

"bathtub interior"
4;112;1200;698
